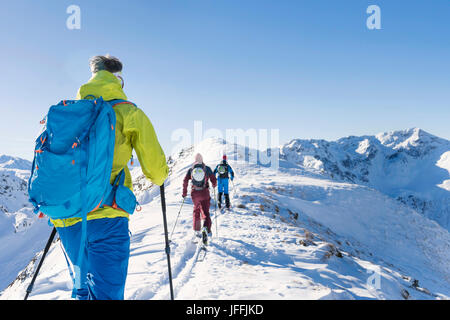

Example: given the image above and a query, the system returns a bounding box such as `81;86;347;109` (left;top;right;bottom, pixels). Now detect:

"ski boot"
201;226;208;246
225;194;231;211
218;192;223;210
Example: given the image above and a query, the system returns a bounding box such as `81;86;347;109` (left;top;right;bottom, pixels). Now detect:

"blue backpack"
28;97;137;294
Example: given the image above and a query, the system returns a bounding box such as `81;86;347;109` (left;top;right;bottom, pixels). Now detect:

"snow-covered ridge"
1;130;449;300
280;128;450;230
0;155;32;171
376;128;445;151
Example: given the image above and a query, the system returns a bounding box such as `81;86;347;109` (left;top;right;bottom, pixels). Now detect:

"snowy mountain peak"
0;155;32;171
375;127;448;153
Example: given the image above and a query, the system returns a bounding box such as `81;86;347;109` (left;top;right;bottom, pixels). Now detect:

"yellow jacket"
52;71;169;227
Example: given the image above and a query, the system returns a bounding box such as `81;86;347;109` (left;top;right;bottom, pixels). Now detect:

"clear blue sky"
1;0;449;160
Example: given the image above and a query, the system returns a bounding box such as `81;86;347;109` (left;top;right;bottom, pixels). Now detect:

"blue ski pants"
56;217;130;300
217;177;229;194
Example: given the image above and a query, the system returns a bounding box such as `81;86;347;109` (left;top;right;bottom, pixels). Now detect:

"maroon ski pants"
191;189;212;233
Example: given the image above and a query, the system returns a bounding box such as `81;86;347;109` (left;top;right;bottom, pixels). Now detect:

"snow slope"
1;135;449;300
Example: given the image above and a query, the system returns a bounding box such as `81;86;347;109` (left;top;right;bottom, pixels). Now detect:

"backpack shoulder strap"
202;164;209;186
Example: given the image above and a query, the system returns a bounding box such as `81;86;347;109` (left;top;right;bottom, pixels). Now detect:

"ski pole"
24;227;57;300
231;179;237;198
169;197;185;242
213;187;218;239
230;179;235;197
160;184;174;300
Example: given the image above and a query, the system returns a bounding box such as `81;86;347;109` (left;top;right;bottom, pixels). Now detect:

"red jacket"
182;164;217;198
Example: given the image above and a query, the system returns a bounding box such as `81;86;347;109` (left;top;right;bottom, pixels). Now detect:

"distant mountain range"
281;128;450;231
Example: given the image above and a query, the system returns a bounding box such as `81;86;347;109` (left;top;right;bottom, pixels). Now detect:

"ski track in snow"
130;203;224;300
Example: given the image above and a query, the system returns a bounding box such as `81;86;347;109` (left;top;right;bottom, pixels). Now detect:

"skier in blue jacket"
214;155;235;210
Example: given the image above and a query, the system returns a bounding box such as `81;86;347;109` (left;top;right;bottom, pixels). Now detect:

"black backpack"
191;164;208;190
217;162;229;179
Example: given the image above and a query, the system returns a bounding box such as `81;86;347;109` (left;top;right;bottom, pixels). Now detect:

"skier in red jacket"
182;153;217;240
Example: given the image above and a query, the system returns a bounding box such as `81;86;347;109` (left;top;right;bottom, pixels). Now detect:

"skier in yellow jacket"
54;55;168;299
